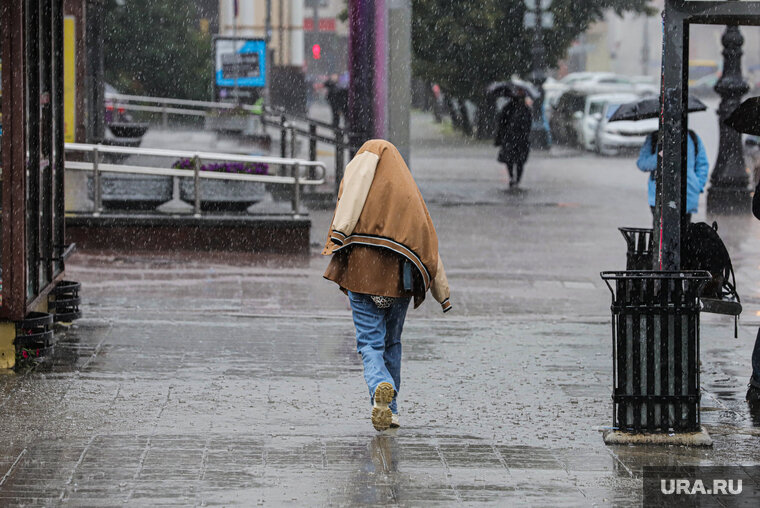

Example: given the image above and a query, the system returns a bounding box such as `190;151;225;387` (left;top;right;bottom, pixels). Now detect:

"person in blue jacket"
636;129;710;223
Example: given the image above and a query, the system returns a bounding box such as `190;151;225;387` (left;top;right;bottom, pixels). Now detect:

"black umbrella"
608;95;707;122
486;80;539;100
724;96;760;135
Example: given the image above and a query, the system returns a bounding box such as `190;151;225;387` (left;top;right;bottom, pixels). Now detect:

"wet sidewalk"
0;111;759;506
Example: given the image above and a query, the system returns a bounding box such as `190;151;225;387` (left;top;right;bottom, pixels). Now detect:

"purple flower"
171;158;268;175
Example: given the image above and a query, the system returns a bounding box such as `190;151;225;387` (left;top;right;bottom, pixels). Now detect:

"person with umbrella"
636;129;709;223
494;86;533;188
725;97;760;407
614;96;710;223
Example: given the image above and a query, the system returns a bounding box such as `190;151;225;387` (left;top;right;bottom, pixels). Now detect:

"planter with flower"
173;158;269;211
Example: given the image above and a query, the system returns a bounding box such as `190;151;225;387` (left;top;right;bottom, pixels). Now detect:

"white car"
574;92;640;151
545;73;612;110
546;73;653;124
594;101;659;156
630;75;659;96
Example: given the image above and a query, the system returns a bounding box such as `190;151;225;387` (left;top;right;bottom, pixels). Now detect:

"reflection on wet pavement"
0;299;754;505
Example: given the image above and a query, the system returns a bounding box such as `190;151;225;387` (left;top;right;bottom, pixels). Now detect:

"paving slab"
0;110;758;506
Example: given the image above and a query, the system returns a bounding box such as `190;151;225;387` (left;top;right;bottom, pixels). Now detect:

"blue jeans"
348;291;410;414
752;328;760;389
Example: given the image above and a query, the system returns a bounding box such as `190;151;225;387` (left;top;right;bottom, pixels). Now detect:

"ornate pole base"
706;186;752;214
707;25;750;215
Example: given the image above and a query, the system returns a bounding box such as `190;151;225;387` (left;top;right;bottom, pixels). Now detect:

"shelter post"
658;6;688;271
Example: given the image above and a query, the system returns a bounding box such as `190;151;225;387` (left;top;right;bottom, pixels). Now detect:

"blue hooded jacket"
636;131;710;214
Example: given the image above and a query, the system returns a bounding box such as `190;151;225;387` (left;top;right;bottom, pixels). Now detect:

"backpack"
681;222;742;331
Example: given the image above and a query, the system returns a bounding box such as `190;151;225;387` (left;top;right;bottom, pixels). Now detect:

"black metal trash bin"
618;227;654;270
600;270;710;433
15;311;55;355
48;280;82;322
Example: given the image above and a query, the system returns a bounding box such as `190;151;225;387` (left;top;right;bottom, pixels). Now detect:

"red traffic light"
312;44;321;60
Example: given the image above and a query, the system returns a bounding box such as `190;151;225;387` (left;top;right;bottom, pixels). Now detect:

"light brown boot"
371;382;394;431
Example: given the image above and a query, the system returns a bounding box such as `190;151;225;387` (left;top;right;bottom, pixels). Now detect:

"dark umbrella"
486;80;539;100
724;96;760;135
608;95;707;122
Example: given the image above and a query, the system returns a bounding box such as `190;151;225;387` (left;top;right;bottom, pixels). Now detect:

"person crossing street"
494;91;533;188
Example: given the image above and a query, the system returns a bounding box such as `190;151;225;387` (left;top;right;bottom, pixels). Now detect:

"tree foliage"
103;0;213;100
412;0;653;102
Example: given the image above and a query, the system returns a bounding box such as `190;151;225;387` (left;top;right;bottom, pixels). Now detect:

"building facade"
218;0;348;78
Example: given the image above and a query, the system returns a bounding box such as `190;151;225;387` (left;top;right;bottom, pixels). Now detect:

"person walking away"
432;83;444;123
325;74;347;128
494;92;532;188
322;139;452;431
636;129;709;224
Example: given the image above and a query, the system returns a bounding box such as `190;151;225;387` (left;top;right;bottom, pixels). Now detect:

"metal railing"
64;142;326;218
106;93;262;129
106;93;362;195
260;109;360;193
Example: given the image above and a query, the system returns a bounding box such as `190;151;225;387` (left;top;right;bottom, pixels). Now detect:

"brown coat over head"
322;139;451;312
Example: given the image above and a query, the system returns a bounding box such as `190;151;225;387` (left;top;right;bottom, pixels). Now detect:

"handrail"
64;142;326;218
101;93;362;196
64;142;326;168
262;105;354;136
115;104;208;117
64;161;321;185
105;93;357;142
106;93;258;111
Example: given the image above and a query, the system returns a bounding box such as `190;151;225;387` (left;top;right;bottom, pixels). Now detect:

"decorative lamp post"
523;0;552;149
707;25;751;214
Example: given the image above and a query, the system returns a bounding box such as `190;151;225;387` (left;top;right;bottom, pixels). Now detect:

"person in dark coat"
325;75;348;128
495;93;533;188
748;182;760;407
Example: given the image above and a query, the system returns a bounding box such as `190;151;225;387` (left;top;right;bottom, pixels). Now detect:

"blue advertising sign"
214;38;266;91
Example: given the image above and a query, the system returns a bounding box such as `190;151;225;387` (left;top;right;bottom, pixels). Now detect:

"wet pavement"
1;107;760;506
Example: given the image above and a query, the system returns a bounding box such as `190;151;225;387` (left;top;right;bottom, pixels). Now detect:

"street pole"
347;0;374;151
313;1;319;77
265;0;272;107
530;27;549;149
233;0;239;104
524;0;551;149
641;14;650;76
707;25;751;214
85;0;106;143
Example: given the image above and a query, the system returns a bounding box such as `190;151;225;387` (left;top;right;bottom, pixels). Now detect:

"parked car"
690;72;720;94
594;101;659;156
576;92;641;152
549;90;588;146
103;83;148;149
630;75;659;96
546;72;643;110
688;59;719;87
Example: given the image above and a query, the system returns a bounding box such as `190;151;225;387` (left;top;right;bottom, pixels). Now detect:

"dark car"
103;83;149;150
549;90;588;146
